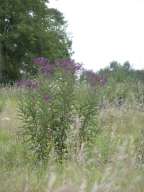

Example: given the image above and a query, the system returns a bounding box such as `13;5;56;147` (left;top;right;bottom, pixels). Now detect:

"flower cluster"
33;57;54;75
33;57;81;75
33;57;49;66
16;79;38;89
55;59;82;74
83;70;107;86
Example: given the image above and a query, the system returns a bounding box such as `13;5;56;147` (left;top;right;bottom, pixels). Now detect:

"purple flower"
33;57;54;75
55;59;81;74
83;70;107;87
99;77;107;86
33;57;49;66
16;80;38;90
43;95;51;102
40;63;54;75
33;57;81;75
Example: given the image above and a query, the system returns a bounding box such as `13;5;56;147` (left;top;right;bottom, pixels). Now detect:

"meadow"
0;60;144;192
1;1;144;191
0;92;144;191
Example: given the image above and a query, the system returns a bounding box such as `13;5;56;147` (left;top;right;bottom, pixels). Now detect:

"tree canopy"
0;0;72;82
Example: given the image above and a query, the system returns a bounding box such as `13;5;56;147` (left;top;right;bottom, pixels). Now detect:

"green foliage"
18;66;76;162
74;83;99;144
17;59;103;162
99;60;144;83
0;0;72;82
98;61;144;107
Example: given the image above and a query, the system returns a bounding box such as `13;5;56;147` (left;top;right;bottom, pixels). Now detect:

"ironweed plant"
18;58;81;162
17;59;105;162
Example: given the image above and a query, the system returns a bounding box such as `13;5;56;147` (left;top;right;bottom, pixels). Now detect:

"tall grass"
0;84;144;192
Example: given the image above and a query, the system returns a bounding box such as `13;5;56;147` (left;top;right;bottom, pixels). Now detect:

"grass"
0;87;144;192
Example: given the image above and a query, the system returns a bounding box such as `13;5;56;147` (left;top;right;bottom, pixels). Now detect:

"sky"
50;0;144;71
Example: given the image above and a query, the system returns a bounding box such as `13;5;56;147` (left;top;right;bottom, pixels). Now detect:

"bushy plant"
17;58;81;161
17;59;106;162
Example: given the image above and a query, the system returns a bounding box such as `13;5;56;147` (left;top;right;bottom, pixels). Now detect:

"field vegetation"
0;1;144;191
0;59;144;192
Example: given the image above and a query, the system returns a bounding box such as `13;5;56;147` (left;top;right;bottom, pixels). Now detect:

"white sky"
50;0;144;71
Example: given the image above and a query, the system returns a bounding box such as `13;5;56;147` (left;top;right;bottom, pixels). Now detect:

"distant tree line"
98;61;144;83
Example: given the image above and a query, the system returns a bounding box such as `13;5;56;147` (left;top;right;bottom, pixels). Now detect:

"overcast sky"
50;0;144;71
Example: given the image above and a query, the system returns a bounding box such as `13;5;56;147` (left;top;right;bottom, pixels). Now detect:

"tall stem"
0;41;3;82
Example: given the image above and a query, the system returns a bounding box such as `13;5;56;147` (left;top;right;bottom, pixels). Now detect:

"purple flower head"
55;59;81;74
99;77;107;86
43;94;51;102
33;57;49;66
40;63;54;75
83;70;107;87
33;57;54;76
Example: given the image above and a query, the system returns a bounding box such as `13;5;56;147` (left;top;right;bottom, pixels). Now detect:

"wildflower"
83;70;107;87
40;63;54;75
33;57;49;66
99;77;107;86
43;94;51;102
55;59;81;74
16;80;38;90
33;57;54;75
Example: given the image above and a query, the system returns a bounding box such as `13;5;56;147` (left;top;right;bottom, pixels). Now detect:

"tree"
110;61;120;71
123;61;131;71
0;0;72;82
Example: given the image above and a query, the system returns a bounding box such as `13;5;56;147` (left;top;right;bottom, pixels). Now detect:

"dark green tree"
123;61;131;71
110;61;120;71
0;0;72;82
